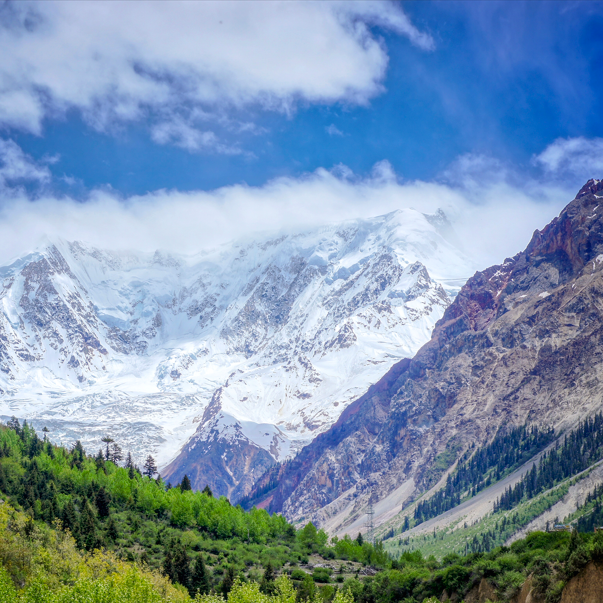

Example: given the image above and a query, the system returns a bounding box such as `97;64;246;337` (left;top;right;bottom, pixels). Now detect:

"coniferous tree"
191;554;211;596
202;484;213;497
70;441;85;469
95;487;111;519
41;499;53;523
61;500;77;534
297;574;316;602
110;443;123;465
0;464;6;493
28;434;42;459
143;455;157;478
566;530;589;577
78;500;98;551
163;547;176;583
173;542;192;592
101;437;114;461
260;561;277;595
106;516;119;541
125;451;134;469
593;530;603;561
7;416;20;434
179;475;192;492
95;449;105;471
22;484;35;510
72;441;85;462
24;512;35;539
220;566;235;597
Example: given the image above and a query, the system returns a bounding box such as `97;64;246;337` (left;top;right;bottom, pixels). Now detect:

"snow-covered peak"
0;209;474;496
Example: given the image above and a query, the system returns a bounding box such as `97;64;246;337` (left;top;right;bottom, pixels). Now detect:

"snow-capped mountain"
0;209;473;499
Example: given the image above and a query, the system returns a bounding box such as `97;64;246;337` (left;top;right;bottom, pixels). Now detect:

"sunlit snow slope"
0;209;473;499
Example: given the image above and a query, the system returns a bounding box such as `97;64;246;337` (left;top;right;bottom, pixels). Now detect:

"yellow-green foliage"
195;577;354;603
0;500;189;602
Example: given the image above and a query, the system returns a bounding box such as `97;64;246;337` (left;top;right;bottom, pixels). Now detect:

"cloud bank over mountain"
3;135;603;271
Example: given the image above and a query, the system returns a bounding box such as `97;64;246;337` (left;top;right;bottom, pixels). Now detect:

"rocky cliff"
252;179;603;531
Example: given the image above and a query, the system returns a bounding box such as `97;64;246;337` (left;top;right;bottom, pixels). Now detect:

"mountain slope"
250;178;603;532
0;209;472;499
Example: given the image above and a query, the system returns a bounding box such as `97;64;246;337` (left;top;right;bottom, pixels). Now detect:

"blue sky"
0;1;602;265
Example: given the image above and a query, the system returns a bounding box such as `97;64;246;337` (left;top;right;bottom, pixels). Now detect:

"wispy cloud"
0;1;432;149
151;120;241;155
326;124;344;137
0;139;51;190
534;137;603;179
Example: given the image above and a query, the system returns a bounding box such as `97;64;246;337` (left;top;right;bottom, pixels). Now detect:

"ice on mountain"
0;209;473;474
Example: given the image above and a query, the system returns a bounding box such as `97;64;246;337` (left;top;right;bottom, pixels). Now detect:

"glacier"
0;208;474;498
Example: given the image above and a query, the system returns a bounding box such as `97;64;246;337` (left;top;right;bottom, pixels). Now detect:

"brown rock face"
509;575;544;603
560;561;603;603
162;389;276;499
249;179;603;530
464;578;498;602
162;434;275;500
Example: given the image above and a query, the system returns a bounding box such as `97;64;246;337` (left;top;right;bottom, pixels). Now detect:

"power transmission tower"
366;497;375;545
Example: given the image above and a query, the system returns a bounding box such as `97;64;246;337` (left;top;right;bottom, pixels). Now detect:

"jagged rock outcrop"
250;179;603;530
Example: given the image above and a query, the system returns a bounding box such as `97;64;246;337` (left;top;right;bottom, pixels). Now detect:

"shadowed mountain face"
248;179;603;532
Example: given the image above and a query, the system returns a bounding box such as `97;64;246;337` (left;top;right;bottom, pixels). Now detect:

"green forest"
0;419;600;603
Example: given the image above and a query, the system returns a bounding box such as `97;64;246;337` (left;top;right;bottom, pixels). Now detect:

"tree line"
495;412;603;512
413;424;554;527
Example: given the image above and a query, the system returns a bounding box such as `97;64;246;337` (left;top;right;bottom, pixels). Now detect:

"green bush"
442;564;470;595
290;569;307;581
546;580;566;603
496;570;525;599
312;568;332;583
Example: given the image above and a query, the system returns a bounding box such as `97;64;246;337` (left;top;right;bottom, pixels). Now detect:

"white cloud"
0;139;51;188
534;137;603;178
326;124;344;137
0;141;574;272
0;1;433;139
152;120;225;154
